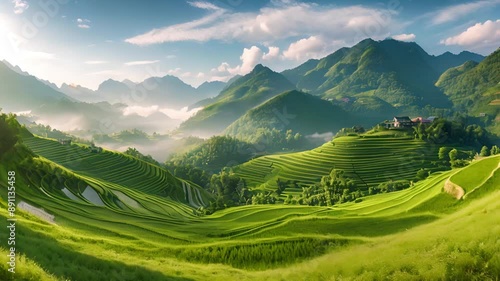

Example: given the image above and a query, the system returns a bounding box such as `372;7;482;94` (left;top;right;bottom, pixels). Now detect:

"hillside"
22;135;211;208
225;90;357;139
1;115;498;280
0;61;74;112
283;38;484;111
234;132;449;195
436;48;500;134
180;64;296;135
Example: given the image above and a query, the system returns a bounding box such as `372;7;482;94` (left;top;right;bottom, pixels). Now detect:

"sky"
0;0;499;90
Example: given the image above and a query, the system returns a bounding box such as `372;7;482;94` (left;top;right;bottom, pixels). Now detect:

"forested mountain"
436;48;500;134
283;38;484;109
225;90;357;140
180;64;296;135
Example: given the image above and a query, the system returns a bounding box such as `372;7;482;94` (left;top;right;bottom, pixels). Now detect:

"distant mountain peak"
251;64;268;73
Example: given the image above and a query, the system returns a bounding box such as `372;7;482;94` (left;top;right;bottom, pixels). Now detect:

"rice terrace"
1;0;500;280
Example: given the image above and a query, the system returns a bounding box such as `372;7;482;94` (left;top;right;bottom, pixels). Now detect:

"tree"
275;179;287;196
491;145;499;155
480;146;490;157
416;169;428;181
449;148;458;162
438;147;450;161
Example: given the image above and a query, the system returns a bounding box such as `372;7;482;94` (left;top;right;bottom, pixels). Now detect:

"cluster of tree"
93;128;163;144
284;169;361;206
232;128;307;152
124;147;160;166
412;119;489;146
164;163;211;189
438;147;476;168
376;179;412;193
0;112;19;159
201;169;251;213
480;145;500;157
25;123;67;139
251;192;277;205
335;126;365;137
167;136;255;172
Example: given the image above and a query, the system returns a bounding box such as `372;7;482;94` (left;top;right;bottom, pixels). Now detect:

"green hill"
225;90;358;139
436;48;500;135
22;135;211;209
283;38;484;110
233;132;452;195
180;64;296;135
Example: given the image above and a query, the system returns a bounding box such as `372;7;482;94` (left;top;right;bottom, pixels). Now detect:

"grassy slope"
1;139;498;280
224;90;357;138
234;132;447;195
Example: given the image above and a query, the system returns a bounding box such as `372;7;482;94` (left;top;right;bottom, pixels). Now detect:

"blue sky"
0;0;499;89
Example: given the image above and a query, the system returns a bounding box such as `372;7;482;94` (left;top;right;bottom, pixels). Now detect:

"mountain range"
1;38;498;140
61;76;226;109
282;39;484;109
180;39;490;137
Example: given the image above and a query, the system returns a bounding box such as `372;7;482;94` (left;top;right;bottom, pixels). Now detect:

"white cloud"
12;0;29;15
210;45;281;78
122;105;202;120
77;18;91;29
392;33;416;42
166;55;177;59
166;68;194;78
187;1;223;11
263;46;280;60
160;106;202;120
85;60;108;65
123;105;159;117
430;0;500;25
441;19;500;53
283;36;329;61
239;46;264;74
124;60;160;66
125;3;398;46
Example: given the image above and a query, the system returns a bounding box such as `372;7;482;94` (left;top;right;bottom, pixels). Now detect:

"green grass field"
0;135;498;280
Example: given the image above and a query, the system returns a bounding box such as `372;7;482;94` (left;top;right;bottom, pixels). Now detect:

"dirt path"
444;178;465;199
18;201;55;224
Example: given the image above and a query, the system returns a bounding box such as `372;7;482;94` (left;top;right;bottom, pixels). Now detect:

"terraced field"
235;134;446;194
21;136;212;223
2;133;498;280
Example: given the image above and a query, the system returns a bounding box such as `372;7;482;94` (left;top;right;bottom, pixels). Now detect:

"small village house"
393;116;413;128
58;139;72;145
